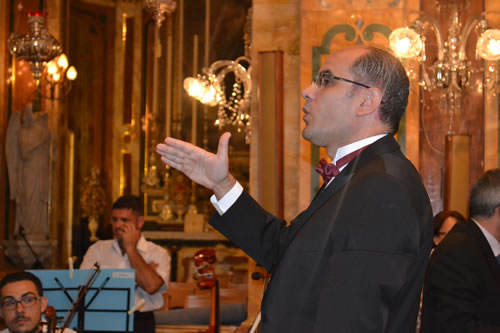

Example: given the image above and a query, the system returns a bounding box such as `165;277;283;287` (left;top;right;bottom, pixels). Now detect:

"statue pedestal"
3;239;58;269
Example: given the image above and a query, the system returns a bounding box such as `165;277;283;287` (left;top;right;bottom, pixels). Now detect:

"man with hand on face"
156;46;433;332
0;271;75;333
80;195;170;333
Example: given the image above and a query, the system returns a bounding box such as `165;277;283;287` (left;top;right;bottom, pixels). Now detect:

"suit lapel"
288;136;401;242
302;135;401;221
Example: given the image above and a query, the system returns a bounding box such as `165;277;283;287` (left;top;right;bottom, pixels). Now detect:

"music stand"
29;269;135;333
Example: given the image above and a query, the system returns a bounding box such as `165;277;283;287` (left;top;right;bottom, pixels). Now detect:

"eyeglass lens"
0;295;38;310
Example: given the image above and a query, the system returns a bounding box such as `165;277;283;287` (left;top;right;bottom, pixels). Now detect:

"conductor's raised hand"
156;132;236;199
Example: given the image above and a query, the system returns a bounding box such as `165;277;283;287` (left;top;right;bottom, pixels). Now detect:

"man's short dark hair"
0;271;43;297
469;168;500;218
112;195;144;216
350;46;410;134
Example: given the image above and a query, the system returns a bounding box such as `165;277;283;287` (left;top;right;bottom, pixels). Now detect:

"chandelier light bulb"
183;77;207;101
389;27;423;58
57;53;68;70
52;72;61;82
487;39;500;55
477;29;500;61
200;85;219;106
47;61;57;75
66;66;77;80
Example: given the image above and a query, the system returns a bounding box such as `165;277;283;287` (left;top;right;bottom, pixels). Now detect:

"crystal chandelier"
389;5;500;115
143;0;177;26
8;11;62;81
184;57;252;142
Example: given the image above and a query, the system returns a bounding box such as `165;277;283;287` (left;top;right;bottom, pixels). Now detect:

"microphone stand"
18;226;43;269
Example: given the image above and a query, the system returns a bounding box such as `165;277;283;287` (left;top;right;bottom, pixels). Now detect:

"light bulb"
200;85;218;106
389;27;422;58
66;66;77;80
52;72;61;82
47;61;58;75
57;54;68;70
184;77;206;101
477;29;500;61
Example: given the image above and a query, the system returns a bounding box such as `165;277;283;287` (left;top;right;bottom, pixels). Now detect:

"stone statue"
6;104;54;240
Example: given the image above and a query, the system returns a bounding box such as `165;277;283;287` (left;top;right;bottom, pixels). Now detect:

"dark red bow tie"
315;146;367;183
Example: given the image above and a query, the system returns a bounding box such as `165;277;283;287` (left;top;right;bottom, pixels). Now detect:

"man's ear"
494;206;500;218
137;216;145;230
357;87;383;116
40;296;48;313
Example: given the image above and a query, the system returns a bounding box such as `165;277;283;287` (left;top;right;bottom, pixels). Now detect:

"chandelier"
389;5;500;115
143;0;177;26
8;11;62;81
183;56;252;142
43;53;77;100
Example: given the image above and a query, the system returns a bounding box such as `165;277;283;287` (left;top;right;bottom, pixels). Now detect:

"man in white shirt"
156;46;433;332
422;169;500;332
0;271;75;333
80;195;170;333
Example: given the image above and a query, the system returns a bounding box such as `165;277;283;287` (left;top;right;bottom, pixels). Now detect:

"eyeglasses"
314;70;371;89
0;295;40;310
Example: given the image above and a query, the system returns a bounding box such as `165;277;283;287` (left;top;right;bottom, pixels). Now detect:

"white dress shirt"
80;236;170;312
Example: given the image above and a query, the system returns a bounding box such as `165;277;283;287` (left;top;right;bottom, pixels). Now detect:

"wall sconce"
43;53;77;100
184;56;252;142
389;5;500;115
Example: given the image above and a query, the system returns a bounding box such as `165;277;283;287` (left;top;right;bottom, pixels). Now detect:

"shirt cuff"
210;182;244;215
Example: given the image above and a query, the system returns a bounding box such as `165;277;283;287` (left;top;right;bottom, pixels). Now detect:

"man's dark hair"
0;271;43;297
469;168;500;218
350;46;410;134
112;195;144;216
433;210;466;237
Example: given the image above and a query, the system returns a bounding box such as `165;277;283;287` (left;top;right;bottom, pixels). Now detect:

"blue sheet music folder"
29;269;135;332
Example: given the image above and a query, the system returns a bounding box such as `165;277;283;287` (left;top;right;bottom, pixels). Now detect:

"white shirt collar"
471;218;500;257
333;134;387;164
324;134;387;188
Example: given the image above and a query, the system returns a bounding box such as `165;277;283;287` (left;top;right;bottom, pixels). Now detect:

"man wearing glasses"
156;46;433;332
0;272;74;333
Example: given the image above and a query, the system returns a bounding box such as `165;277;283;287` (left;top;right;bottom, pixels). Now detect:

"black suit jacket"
421;220;500;333
210;135;433;332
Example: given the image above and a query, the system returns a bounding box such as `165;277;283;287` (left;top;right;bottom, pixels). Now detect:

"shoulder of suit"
432;223;480;259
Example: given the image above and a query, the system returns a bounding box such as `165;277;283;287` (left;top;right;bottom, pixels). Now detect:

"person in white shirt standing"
80;195;170;333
